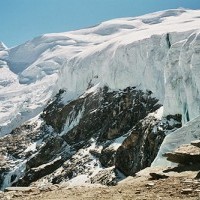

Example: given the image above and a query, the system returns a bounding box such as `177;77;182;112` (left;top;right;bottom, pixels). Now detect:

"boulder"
90;168;117;186
149;172;169;180
4;187;36;192
99;147;116;167
164;144;200;164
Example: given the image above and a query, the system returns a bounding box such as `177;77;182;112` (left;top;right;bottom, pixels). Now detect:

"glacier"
1;8;200;168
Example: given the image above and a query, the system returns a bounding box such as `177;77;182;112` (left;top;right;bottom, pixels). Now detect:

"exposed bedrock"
0;86;180;188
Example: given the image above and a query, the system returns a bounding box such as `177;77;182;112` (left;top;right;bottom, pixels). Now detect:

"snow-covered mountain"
0;9;200;189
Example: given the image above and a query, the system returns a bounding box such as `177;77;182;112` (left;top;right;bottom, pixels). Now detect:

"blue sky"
0;0;199;47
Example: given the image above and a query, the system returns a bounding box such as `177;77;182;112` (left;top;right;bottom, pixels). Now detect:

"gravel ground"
3;175;200;200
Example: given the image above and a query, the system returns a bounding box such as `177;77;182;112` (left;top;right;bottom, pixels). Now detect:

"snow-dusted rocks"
0;86;180;189
115;113;181;175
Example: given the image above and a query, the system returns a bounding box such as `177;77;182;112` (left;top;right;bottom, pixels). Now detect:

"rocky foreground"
2;139;200;200
1;172;200;200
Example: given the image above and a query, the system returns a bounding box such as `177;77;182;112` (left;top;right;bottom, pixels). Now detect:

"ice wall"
57;34;169;103
164;31;200;123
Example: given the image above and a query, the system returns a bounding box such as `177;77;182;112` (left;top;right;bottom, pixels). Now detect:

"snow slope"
0;8;200;143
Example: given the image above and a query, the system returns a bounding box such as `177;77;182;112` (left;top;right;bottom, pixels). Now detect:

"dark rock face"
0;168;9;188
26;136;67;169
43;87;161;146
99;147;116;167
0;123;41;159
15;157;64;187
0;86;182;188
115;114;181;176
0;120;47;190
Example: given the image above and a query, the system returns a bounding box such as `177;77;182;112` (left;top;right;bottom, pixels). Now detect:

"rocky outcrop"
43;87;162;145
164;140;200;167
0;86;182;189
99;147;116;167
115;114;181;175
164;144;200;164
131;139;200;190
15;157;64;187
162;140;200;177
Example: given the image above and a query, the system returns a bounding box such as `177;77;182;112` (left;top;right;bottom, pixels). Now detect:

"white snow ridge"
0;8;200;172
